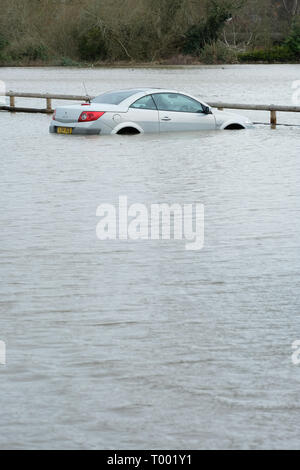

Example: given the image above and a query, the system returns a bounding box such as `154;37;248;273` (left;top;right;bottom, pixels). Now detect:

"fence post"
270;109;277;128
46;97;52;112
9;95;15;108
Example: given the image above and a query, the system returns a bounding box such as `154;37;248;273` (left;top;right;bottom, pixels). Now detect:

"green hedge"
238;46;297;63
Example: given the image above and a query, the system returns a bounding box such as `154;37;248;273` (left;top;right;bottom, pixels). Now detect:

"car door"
152;93;216;132
125;95;159;133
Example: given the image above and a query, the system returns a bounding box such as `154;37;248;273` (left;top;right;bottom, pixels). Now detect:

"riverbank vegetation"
0;0;299;66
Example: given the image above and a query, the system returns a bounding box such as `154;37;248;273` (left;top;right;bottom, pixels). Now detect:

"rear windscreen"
92;90;144;105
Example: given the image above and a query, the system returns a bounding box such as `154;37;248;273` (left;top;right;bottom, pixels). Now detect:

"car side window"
152;93;204;113
130;95;157;110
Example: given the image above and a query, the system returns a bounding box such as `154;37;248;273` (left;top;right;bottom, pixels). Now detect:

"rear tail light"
52;110;56;120
78;111;105;122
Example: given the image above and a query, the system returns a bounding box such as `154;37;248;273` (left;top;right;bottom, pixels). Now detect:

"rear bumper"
49;122;100;135
49;120;113;135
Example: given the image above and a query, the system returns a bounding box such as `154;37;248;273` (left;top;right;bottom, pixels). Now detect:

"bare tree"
282;0;299;16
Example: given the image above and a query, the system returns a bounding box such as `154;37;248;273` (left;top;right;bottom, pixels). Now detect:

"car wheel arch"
112;122;144;135
224;123;246;130
221;120;246;130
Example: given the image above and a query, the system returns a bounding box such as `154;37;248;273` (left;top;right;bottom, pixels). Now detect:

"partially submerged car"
50;88;254;135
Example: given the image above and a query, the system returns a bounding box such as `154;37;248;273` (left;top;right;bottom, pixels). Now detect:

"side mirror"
203;105;212;115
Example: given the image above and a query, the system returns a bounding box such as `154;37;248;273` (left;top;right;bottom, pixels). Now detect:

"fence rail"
1;91;300;127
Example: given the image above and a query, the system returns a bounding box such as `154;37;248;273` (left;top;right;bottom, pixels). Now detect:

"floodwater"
0;65;300;450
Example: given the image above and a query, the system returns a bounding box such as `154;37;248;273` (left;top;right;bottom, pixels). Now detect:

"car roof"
92;88;207;109
102;88;180;94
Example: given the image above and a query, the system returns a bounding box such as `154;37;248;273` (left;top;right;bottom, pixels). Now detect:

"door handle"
161;117;171;121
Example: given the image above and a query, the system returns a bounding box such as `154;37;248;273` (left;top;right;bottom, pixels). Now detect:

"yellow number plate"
57;127;73;134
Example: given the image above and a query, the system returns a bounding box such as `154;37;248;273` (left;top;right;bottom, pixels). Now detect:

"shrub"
199;40;238;64
21;44;48;61
0;33;8;52
238;45;296;63
60;56;81;67
285;20;300;57
0;33;8;61
183;1;235;55
0;39;48;63
77;27;108;61
239;18;300;64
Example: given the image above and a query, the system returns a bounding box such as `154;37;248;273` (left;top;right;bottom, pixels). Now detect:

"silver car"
49;88;254;136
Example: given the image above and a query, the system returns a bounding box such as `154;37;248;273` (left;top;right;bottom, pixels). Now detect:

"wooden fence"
1;91;300;127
